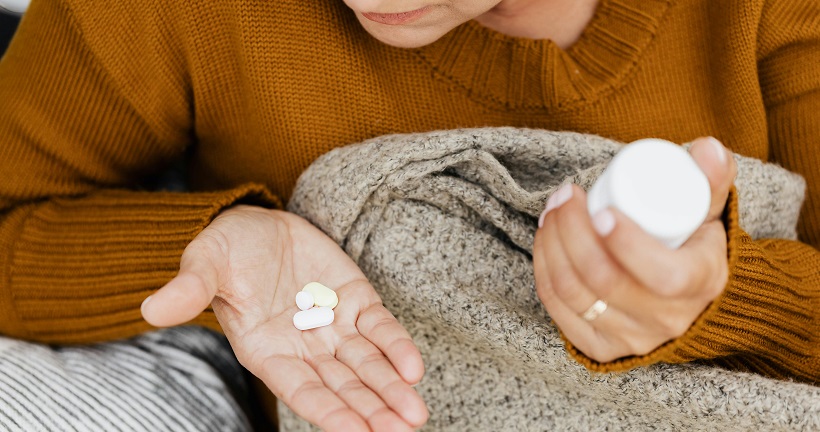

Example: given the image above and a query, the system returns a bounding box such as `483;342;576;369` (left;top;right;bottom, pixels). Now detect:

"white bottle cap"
587;138;711;249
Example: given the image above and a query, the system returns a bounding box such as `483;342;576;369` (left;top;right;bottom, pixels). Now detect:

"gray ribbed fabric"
282;128;816;431
0;327;251;432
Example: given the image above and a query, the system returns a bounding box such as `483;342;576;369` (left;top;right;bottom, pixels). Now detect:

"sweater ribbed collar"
415;0;673;111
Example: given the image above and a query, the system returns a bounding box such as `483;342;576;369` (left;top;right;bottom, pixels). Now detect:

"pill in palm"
295;291;314;311
293;306;335;330
302;282;338;309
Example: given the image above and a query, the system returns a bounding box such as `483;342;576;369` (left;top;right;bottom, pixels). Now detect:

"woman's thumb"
688;136;737;221
141;246;222;327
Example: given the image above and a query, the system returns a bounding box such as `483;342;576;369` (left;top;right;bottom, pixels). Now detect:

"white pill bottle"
586;138;711;249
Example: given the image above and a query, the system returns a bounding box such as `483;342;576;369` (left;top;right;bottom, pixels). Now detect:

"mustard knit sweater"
0;0;818;384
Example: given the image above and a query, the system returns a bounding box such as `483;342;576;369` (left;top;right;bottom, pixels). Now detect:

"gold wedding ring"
581;300;608;322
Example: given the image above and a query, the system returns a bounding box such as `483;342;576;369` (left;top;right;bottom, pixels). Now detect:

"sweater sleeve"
567;1;820;384
0;0;281;344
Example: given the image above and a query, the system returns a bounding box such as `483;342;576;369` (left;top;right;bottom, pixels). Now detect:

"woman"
0;0;817;430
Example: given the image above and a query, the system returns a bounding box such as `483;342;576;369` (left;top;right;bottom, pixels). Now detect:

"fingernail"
538;208;548;228
141;295;153;315
539;184;573;228
706;136;726;164
592;209;616;237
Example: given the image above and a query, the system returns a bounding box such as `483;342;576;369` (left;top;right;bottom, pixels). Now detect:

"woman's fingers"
535;209;637;361
532;245;612;361
261;355;370;432
356;301;425;386
309;353;414;432
592;206;728;305
551;185;627;301
548;188;685;332
533;181;726;361
335;332;429;428
591;207;699;297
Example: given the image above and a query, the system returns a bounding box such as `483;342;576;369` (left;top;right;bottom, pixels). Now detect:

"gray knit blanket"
282;128;818;431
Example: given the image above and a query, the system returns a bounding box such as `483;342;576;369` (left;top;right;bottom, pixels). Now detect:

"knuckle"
319;406;357;430
587;345;618;363
552;273;583;304
660;267;691;296
633;339;661;357
337;379;367;396
370;314;395;333
378;378;408;400
689;254;727;301
579;333;616;363
658;315;691;339
356;351;386;370
578;342;603;362
308;353;336;371
621;334;659;357
366;407;394;423
337;332;359;353
289;381;324;405
246;352;282;375
584;258;616;292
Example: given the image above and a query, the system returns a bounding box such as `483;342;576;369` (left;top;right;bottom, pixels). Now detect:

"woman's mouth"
361;7;432;25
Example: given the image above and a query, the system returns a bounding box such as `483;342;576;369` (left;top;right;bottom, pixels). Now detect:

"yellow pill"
302;282;338;309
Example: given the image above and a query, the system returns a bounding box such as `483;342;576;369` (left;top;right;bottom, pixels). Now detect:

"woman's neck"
473;0;600;49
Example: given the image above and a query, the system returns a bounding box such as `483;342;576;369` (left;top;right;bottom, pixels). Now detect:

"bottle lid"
601;138;711;248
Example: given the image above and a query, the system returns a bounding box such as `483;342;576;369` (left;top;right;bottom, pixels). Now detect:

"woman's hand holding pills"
141;206;428;432
533;137;737;363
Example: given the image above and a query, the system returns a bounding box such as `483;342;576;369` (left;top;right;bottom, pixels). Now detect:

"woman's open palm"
141;205;428;432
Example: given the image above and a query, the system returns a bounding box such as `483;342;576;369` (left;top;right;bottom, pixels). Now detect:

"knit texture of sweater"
0;0;818;382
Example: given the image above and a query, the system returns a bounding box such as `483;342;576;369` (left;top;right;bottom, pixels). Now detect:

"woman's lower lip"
361;7;431;25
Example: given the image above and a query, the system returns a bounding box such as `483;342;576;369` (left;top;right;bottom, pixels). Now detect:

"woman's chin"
355;17;452;48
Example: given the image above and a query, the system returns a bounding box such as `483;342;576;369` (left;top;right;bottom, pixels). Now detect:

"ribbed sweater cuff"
567;187;820;382
2;183;280;344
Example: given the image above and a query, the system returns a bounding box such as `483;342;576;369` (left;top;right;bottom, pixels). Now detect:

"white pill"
293;307;334;330
295;291;315;311
587;138;710;249
302;282;339;309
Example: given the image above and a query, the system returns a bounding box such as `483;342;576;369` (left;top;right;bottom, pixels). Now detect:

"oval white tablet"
302;282;339;309
293;307;334;331
295;291;315;311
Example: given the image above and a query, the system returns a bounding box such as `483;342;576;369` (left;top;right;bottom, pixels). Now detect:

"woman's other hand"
141;206;428;432
533;137;737;363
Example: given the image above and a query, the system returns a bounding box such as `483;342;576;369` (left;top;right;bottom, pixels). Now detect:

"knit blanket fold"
283;128;816;431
